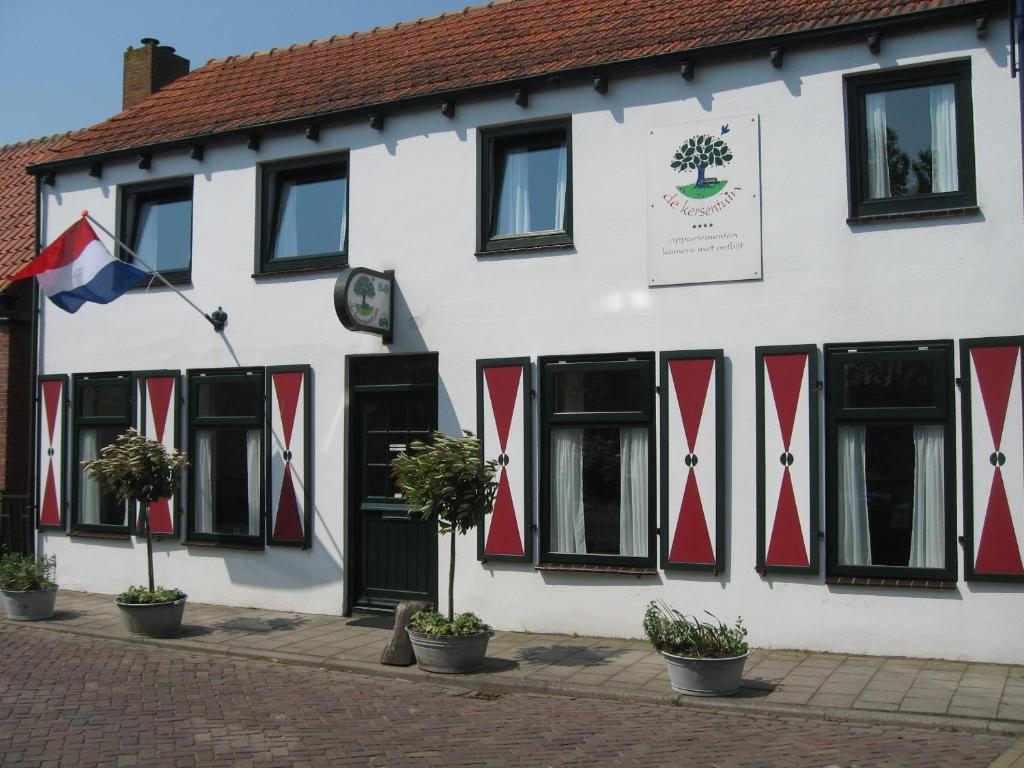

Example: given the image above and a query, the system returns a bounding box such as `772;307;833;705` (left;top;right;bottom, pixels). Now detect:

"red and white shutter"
37;375;68;530
963;338;1024;580
661;351;723;571
477;358;532;562
138;373;179;535
268;366;311;547
756;346;819;574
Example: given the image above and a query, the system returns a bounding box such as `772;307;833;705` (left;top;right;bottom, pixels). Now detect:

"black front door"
348;355;437;610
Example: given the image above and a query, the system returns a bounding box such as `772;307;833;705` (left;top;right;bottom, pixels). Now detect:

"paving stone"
900;697;951;714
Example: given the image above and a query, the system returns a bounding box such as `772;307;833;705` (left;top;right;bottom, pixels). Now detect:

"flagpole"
81;210;227;332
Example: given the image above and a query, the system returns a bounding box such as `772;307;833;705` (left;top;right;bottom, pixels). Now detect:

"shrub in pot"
643;601;750;696
0;552;58;621
392;430;497;673
82;428;188;637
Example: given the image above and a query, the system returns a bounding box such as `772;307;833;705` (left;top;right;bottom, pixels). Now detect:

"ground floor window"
72;372;133;532
188;368;265;545
825;342;955;578
540;354;655;566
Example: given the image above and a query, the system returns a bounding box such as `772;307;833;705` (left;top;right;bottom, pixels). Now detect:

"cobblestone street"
0;623;1018;767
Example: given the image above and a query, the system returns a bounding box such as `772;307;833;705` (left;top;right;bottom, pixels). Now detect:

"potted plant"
0;552;58;621
643;601;750;696
82;428;188;638
392;430;497;673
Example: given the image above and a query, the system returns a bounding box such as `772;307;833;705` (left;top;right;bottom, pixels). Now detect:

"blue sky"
0;0;470;146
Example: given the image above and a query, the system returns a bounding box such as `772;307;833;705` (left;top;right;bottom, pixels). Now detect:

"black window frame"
477;119;573;254
845;58;976;220
824;340;957;580
71;371;135;535
186;367;266;548
538;352;656;568
255;153;349;275
117;176;194;284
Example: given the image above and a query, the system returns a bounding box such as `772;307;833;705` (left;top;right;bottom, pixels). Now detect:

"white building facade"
29;3;1024;663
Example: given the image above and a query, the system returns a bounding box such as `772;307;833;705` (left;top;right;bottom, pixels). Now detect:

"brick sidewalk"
15;590;1024;738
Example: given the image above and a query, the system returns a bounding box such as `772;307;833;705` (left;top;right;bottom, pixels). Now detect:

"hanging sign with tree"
334;267;395;343
647;114;762;287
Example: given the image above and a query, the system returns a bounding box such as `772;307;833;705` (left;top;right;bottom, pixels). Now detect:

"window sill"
128;275;192;290
185;539;264;552
847;206;980;226
69;530;131;541
826;575;956;591
536;562;658;577
253;262;348;279
476;241;575;258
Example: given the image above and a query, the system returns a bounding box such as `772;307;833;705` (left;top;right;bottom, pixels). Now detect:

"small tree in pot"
0;552;58;621
391;430;497;673
82;428;188;637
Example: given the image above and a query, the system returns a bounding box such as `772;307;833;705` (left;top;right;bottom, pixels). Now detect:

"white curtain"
246;429;261;536
551;429;586;554
495;147;530;235
553;144;567;231
929;83;958;193
865;92;890;199
195;431;214;533
619;428;648;557
272;181;301;258
336;180;349;250
836;426;872;566
909;425;945;568
79;430;101;525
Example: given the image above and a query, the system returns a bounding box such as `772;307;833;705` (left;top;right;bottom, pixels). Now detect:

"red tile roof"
35;0;986;167
0;134;75;290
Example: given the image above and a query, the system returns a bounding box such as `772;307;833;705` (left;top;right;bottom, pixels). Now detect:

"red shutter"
37;375;68;531
756;346;819;574
137;372;180;536
268;366;311;547
962;337;1024;581
477;358;532;562
661;351;724;571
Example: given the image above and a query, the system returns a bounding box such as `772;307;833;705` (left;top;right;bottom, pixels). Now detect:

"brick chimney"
122;38;189;110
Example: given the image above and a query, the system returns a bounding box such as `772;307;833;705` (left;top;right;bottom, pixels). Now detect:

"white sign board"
334;267;394;343
647;114;762;286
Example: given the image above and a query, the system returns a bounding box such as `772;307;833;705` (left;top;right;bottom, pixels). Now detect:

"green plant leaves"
642;601;748;658
0;553;56;591
409;609;490;636
81;428;187;506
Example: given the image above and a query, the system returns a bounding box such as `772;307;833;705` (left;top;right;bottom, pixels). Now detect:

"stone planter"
407;628;491;673
116;596;187;638
1;586;57;621
661;651;748;696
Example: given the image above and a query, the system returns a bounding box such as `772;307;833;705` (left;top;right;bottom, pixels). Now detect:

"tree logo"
352;275;377;319
670;126;734;200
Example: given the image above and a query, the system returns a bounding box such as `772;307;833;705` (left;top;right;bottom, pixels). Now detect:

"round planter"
116;596;187;638
406;628;491;674
1;586;57;621
661;650;749;697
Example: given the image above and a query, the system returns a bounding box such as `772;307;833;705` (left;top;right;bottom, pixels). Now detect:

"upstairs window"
846;60;975;219
258;155;348;273
72;373;133;533
119;178;193;282
540;354;655;567
825;342;956;580
479;120;572;253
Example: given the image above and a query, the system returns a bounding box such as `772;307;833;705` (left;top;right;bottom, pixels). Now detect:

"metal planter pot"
406;629;491;674
661;651;749;696
116;596;187;638
1;587;57;621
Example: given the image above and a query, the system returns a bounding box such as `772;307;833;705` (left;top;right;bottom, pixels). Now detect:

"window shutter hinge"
955;376;965;389
817;531;824;540
815;380;823;391
656;385;661;395
530;524;538;533
958;535;967;546
530;389;536;399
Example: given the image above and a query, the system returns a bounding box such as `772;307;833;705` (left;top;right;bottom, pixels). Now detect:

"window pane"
835;424;944;568
271;174;347;260
194;428;260;536
80;380;130;418
842;358;939;409
864;83;958;199
493;137;567;236
79;426;128;527
134;196;192;272
553;368;646;414
549;426;647;557
195;377;263;418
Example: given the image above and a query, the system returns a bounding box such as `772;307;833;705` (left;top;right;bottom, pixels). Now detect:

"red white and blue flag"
9;217;147;313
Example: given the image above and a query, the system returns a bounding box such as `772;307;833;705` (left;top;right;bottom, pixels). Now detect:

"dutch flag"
9;216;147;313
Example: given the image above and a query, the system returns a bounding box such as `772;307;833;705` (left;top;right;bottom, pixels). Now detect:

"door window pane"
195;378;263;417
842;358;939;409
553;368;646;414
80;380;130;418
